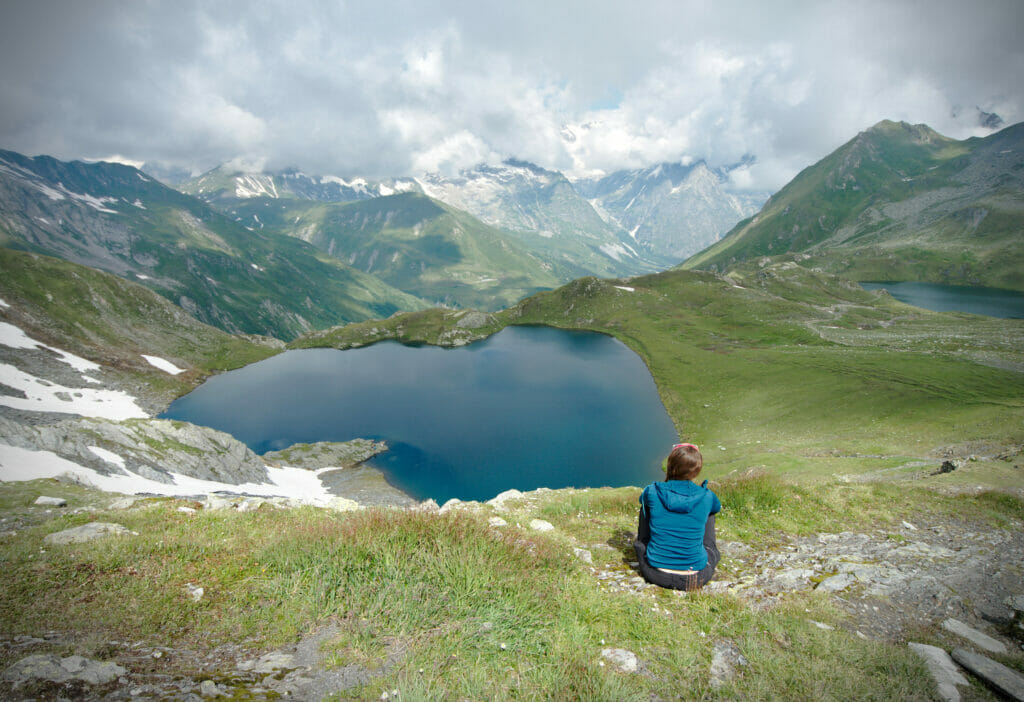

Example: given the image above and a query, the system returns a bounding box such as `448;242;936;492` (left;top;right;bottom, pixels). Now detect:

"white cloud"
0;0;1019;190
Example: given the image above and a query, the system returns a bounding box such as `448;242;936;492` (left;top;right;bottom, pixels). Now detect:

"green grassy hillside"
0;248;280;402
683;121;1024;291
0;150;427;340
221;192;563;310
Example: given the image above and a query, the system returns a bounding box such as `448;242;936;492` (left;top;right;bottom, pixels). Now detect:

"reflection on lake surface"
161;326;678;503
860;281;1024;319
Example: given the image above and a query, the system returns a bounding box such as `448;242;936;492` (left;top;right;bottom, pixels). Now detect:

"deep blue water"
860;281;1024;319
161;326;678;503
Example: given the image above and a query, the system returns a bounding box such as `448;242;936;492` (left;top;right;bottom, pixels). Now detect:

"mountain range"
0;150;423;340
181;157;765;266
684;120;1024;291
1;117;1021;349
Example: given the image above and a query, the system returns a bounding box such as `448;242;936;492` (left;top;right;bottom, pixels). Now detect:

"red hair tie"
673;442;698;451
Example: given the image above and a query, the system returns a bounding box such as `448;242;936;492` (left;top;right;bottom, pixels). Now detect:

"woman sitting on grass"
633;443;721;591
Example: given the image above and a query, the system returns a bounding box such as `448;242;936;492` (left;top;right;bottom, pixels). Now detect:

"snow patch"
600;243;635;262
131;199;146;209
614;286;635;292
0;444;338;505
88;445;126;469
63;187;119;213
135;273;150;280
320;175;370;195
0;299;9;310
234;174;279;199
33;182;66;201
0;362;146;419
141;355;186;376
0;322;100;374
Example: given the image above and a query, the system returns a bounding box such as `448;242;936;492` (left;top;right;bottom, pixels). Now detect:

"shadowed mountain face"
684;120;1024;291
0;150;426;340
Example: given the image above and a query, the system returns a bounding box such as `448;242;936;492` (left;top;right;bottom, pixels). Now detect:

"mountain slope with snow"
576;161;766;262
181;165;422;204
0;149;427;340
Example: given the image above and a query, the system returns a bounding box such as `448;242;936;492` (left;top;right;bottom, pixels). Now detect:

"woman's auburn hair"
666;444;703;481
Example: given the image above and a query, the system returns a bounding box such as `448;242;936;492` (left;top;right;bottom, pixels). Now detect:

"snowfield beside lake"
0;443;338;505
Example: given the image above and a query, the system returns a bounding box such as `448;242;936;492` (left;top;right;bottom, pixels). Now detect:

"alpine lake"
860;281;1024;319
161;325;679;504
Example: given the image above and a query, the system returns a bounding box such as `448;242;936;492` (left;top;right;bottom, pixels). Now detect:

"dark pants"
633;512;720;591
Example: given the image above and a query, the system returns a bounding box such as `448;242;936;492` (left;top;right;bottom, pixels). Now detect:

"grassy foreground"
5;474;1022;700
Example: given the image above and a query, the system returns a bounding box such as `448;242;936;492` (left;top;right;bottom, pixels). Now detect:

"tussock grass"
3;477;988;699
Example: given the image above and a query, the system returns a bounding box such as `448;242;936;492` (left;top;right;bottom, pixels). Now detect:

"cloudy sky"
1;0;1021;190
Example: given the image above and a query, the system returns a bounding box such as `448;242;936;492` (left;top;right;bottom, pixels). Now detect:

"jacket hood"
652;480;706;514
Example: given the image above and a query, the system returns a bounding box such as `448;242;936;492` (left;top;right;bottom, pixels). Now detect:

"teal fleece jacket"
640;479;721;570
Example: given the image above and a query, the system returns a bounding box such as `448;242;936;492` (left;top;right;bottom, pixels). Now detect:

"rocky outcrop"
262;439;387;469
0;415;268;485
44;522;135;545
3;654;125;687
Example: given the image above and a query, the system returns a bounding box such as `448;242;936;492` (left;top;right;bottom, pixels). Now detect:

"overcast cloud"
0;0;1021;190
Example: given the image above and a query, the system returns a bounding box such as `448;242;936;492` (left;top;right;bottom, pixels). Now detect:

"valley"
0;118;1022;701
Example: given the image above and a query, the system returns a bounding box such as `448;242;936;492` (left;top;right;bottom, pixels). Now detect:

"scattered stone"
816;573;856;593
942;618;1007;654
185;583;204;602
768;568;815;591
908;643;968;702
200;679;225;697
811;621;834;630
326;496;362;512
976;602;1015;627
2;653;126;687
487;489;524;511
902;521;918;530
236;498;266;512
487;516;508;528
1006;594;1024;615
44;522;134;545
952;648;1024;702
107;497;139;510
573;547;593;564
709;639;747;689
237;651;297;674
600;648;638;674
416;499;440;512
34;496;67;507
439;498;462;513
177;506;197;514
529;519;555;532
205;495;237;510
